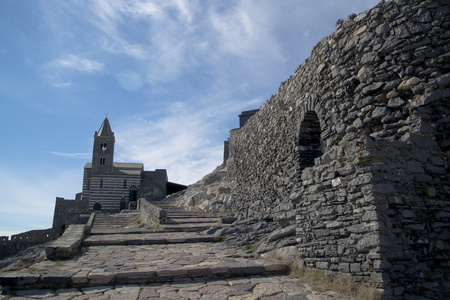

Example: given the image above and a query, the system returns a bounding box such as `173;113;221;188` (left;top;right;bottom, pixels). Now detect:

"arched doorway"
298;111;323;172
93;203;102;211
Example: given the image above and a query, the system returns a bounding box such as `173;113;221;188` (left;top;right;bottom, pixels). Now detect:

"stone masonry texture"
226;0;449;298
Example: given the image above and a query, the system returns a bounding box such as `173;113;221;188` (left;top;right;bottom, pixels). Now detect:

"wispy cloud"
48;151;91;159
52;81;73;88
114;95;261;185
54;55;104;73
43;54;104;87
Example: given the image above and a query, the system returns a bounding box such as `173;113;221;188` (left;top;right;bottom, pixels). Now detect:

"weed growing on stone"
246;244;258;254
291;266;382;300
263;250;381;300
148;224;164;230
220;235;227;242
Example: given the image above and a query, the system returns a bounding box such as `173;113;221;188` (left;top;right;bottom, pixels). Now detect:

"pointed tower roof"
97;117;114;136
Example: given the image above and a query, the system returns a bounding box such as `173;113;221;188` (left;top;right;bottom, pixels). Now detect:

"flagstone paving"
0;201;350;299
1;276;349;299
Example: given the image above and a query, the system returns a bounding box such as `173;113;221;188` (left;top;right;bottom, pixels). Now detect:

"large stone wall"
227;0;449;298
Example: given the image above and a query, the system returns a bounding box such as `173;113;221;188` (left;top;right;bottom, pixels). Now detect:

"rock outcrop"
170;164;238;214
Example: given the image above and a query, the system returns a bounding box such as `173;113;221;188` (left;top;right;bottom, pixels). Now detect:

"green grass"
246;244;258;254
148;224;164;230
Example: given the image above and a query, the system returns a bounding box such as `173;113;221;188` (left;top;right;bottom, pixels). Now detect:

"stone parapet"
138;198;166;227
45;213;94;260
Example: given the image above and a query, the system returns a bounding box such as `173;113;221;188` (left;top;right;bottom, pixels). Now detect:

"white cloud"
52;81;73;88
43;55;104;87
48;151;91;159
54;55;104;73
208;1;283;62
114;95;261;185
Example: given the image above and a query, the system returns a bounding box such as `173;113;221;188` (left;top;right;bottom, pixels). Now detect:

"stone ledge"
0;261;289;290
45;223;88;260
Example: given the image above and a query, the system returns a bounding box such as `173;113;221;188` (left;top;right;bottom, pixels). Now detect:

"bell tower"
91;117;115;174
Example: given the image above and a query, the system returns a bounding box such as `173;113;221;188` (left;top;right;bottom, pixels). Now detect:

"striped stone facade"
83;163;144;212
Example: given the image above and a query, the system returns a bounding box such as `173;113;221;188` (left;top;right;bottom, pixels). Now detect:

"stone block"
315;261;330;270
263;262;289;273
398;77;420;90
410;88;450;107
210;264;230;275
15;289;55;298
71;270;89;285
87;271;114;285
186;266;211;277
41;270;74;286
157;268;188;278
115;270;156;284
229;264;264;276
0;273;40;286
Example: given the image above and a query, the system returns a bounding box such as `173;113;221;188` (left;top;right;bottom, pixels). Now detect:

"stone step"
88;223;229;235
3;275;313;299
90;214;138;230
89;228;169;235
165;217;220;224
167;212;220;219
0;244;288;290
83;232;223;246
162;223;226;232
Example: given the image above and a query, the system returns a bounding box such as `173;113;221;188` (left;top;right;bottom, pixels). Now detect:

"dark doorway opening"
93;203;102;211
129;190;137;202
298;111;323;172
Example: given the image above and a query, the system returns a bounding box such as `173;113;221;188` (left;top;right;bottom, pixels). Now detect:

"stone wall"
52;195;90;238
227;0;449;298
0;229;53;259
139;170;168;200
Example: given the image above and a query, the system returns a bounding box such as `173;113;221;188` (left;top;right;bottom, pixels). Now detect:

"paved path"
1;277;347;299
0;201;350;299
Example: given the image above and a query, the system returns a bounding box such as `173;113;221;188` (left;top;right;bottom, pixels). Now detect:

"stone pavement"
0;276;350;299
0;201;350;299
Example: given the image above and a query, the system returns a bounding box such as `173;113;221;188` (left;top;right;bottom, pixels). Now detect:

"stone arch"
298;111;323;172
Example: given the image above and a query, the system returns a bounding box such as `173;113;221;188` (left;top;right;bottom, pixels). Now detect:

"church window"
100;178;103;188
123;179;127;189
101;143;107;151
100;157;106;165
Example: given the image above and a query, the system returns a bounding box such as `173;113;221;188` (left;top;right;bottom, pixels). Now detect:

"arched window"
298;111;323;172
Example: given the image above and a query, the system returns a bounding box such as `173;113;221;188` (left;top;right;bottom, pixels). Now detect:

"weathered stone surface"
45;224;87;259
214;1;450;299
398;77;421;90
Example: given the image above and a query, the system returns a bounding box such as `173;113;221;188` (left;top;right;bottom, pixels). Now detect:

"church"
51;118;186;236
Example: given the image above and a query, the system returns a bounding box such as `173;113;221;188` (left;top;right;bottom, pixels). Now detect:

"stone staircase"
0;200;292;297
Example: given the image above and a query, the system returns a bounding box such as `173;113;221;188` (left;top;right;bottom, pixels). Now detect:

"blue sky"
0;0;380;237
